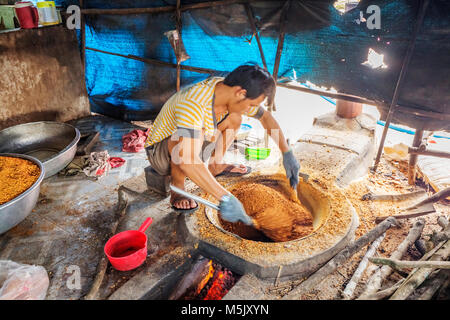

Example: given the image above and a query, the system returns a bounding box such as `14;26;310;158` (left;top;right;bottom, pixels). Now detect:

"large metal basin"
0;153;45;234
0;122;80;178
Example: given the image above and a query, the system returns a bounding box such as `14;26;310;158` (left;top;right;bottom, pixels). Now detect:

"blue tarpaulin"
55;0;450;130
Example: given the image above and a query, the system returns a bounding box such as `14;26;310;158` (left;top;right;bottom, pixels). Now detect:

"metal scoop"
169;185;244;239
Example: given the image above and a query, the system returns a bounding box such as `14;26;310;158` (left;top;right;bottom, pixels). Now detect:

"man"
144;65;300;225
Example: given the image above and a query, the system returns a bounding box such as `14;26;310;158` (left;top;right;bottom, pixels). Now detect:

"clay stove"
179;173;359;281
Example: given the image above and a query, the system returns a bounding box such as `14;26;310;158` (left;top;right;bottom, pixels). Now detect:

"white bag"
0;260;49;300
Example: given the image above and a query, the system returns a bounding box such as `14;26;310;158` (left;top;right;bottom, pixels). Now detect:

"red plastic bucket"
104;217;153;271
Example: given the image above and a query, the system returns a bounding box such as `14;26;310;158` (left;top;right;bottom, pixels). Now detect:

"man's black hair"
223;65;276;105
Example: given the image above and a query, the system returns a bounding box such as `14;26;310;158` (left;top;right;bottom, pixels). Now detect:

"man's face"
227;87;266;114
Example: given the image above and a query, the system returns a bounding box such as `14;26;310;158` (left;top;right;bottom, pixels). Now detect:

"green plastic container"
245;147;271;160
0;5;17;30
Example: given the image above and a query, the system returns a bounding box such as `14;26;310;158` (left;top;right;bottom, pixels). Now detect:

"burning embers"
169;256;240;300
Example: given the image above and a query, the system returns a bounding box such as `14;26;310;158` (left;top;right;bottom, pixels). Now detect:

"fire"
203;270;234;300
196;260;214;294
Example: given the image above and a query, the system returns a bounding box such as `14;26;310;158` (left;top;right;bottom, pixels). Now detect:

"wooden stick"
369;257;450;270
360;278;405;300
83;186;130;300
341;233;386;300
358;219;425;299
390;222;450;300
418;270;450;300
406;187;450;210
281;217;398;300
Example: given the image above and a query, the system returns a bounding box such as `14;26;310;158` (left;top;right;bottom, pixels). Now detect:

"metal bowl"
0;122;80;178
0;153;45;234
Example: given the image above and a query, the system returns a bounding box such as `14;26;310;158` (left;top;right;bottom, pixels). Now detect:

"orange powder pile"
224;183;314;242
0;156;40;205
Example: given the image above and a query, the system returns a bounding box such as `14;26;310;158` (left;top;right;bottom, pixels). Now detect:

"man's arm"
258;109;290;153
258;109;301;189
174;135;229;201
172;135;254;225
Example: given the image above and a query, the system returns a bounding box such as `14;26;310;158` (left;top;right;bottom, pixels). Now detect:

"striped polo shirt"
144;77;264;147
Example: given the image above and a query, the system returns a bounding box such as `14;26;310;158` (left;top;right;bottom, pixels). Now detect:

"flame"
203;271;229;300
196;260;214;294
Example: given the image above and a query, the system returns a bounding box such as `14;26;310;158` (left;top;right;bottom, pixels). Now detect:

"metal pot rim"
0;121;81;164
0;153;45;209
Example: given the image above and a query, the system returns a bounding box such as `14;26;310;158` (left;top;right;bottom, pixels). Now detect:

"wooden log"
168;256;212;300
281;217;398;300
361;278;405;300
390;222;450;300
358;219;425;299
418;270;449;300
341;234;386;300
369;257;450;270
83;186;130;300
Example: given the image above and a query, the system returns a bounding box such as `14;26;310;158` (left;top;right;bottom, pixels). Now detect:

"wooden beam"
85;47;219;75
81;0;258;15
373;0;430;171
408;147;450;159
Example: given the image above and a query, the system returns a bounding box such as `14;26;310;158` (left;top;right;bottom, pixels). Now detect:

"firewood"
341;234;386;300
361;278;405;300
358;218;425;299
281;217;398;300
83;186;130;300
369;257;450;269
390;221;450;300
417;270;450;300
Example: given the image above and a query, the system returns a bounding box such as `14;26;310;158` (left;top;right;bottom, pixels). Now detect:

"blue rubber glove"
282;149;300;189
219;194;253;226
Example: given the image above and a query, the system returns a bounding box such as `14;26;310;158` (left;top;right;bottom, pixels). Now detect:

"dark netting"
55;0;449;130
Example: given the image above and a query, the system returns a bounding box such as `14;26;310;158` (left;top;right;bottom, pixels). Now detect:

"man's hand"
282;149;300;189
219;194;253;226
